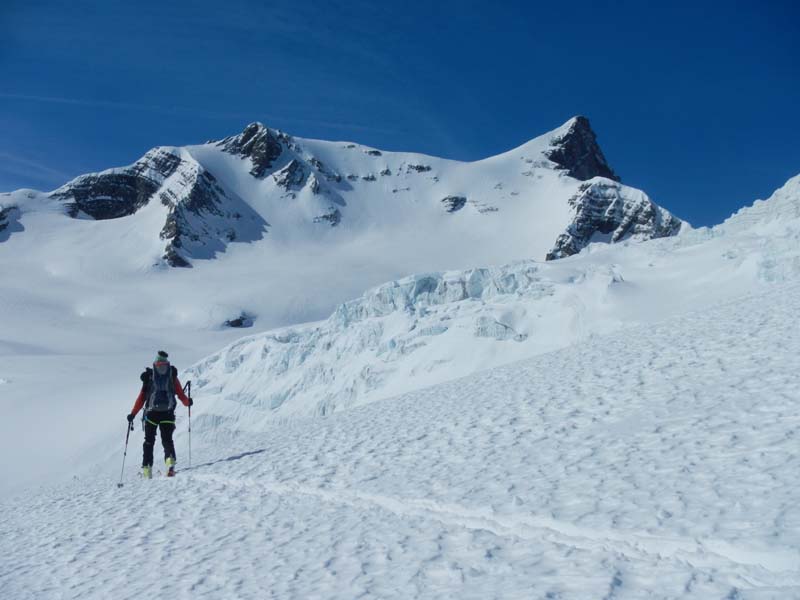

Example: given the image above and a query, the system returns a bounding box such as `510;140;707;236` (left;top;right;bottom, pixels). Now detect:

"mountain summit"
544;116;620;182
0;117;682;269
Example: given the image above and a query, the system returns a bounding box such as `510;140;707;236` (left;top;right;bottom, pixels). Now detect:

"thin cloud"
0;92;399;136
0;92;257;119
0;151;72;185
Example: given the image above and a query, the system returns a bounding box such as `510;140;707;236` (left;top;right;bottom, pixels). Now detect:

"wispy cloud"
0;92;399;136
0;151;71;185
0;92;259;119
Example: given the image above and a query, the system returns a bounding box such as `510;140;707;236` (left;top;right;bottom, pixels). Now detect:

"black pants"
142;411;177;467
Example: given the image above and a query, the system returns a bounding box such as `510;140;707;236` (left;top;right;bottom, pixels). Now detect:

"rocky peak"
544;116;619;182
49;148;183;220
217;122;290;178
546;178;682;260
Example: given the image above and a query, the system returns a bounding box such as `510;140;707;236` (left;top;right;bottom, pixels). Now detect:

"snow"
181;173;800;431
2;278;799;598
0;121;799;597
0;119;679;489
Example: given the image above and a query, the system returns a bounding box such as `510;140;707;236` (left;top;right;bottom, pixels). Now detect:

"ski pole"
184;381;192;468
117;421;133;488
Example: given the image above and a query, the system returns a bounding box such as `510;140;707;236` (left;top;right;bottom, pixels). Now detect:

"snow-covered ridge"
0;116;683;268
718;173;800;233
185;172;800;431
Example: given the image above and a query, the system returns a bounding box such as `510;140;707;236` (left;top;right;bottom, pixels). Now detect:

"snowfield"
0;119;799;598
2;278;799;599
183;175;800;433
0;117;683;491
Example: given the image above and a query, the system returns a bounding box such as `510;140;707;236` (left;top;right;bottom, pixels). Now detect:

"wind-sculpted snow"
3;280;800;598
719;173;800;233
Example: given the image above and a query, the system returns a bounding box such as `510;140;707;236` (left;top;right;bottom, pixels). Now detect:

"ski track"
192;472;800;574
2;283;800;599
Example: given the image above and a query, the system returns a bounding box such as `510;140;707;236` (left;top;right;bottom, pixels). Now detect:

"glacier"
0;119;798;598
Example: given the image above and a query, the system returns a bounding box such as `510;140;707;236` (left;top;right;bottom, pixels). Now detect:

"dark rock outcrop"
309;158;342;183
217;122;288;178
273;159;308;190
43;146;268;267
225;313;255;328
158;164;267;268
546;179;682;260
50;148;182;219
544;116;620;182
441;196;467;213
0;204;23;242
309;174;321;195
407;164;432;173
0;205;15;232
314;207;341;227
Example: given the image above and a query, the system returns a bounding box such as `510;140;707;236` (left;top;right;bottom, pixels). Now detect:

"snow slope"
0;145;798;596
0;117;682;490
0;116;681;333
2;278;799;599
184;174;800;433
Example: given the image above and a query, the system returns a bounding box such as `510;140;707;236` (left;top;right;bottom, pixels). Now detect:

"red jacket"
130;372;191;416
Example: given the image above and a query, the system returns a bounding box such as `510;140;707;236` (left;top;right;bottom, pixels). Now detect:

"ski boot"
166;457;176;477
142;465;152;479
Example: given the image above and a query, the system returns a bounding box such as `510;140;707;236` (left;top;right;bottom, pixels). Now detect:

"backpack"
143;361;177;413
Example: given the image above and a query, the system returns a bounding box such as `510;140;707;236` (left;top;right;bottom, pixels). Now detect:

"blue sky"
1;0;798;226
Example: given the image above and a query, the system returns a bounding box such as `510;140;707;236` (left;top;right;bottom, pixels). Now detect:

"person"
127;350;192;478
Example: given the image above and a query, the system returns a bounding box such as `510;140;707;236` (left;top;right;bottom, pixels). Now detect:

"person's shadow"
181;448;267;472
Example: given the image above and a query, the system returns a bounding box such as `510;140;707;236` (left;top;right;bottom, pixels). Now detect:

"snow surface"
0;119;679;489
0;122;798;597
2;277;799;598
182;175;800;432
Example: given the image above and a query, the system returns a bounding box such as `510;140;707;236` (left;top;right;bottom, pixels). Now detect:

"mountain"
185;174;800;433
0;116;682;268
1;126;799;598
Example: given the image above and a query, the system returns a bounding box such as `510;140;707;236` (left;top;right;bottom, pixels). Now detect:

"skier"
127;350;193;478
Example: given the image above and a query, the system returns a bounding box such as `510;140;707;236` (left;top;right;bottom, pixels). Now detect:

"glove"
127;413;135;423
188;397;194;407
